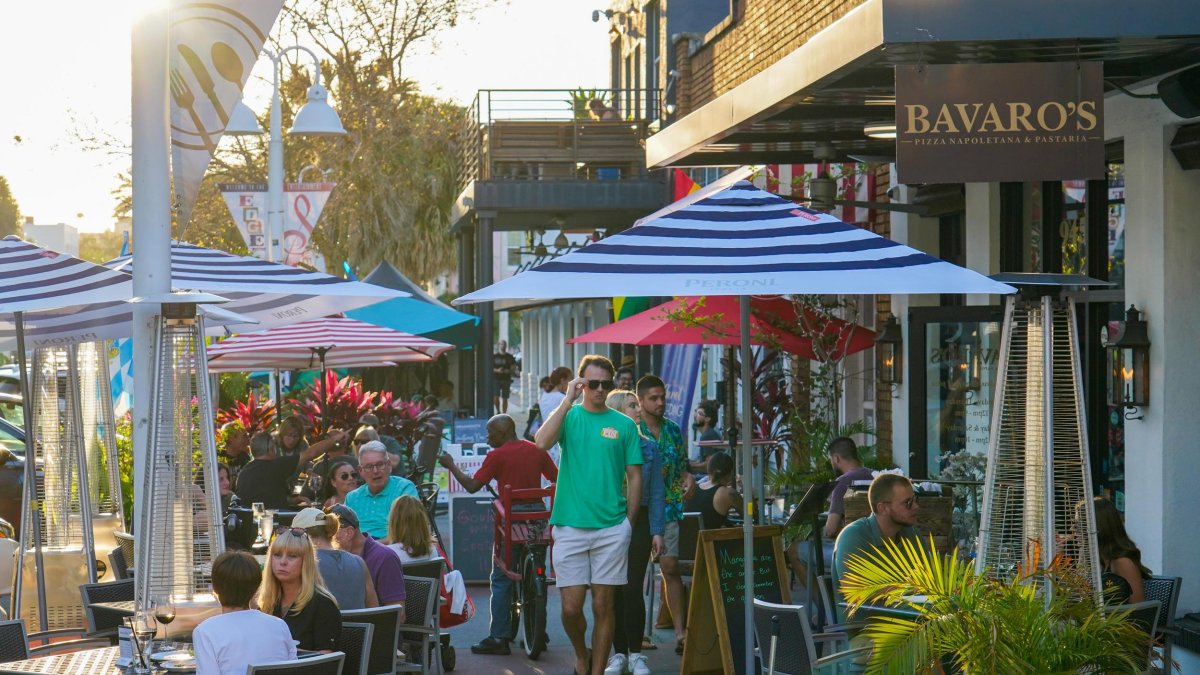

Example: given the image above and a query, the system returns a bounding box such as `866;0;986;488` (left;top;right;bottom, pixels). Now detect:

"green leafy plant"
567;87;605;119
839;537;1151;674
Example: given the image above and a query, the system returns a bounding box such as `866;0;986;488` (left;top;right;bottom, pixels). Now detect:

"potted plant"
839;538;1152;673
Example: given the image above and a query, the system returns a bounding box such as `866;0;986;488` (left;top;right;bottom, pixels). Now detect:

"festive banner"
170;1;286;226
219;181;334;268
661;343;703;433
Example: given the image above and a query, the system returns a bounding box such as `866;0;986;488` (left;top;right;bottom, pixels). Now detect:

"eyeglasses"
335;472;355;481
274;526;308;538
894;496;918;509
360;461;390;472
587;379;616;391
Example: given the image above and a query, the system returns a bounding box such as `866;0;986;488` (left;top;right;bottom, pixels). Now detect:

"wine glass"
130;610;157;674
151;595;176;649
252;502;266;545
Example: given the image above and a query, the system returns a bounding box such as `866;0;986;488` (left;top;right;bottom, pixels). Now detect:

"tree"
78;230;125;263
0;176;21;238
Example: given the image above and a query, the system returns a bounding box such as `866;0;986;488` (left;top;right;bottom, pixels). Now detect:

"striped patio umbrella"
205;317;454;373
0;241;407;350
452;179;1015;675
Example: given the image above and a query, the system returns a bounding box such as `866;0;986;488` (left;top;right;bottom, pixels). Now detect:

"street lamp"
226;45;346;263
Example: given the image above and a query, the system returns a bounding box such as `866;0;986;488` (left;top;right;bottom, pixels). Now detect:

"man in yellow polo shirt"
537;354;643;675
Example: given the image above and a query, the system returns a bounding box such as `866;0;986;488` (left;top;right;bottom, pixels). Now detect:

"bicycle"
491;483;554;659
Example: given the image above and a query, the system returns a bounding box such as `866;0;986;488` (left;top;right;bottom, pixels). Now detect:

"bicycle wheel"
521;553;548;659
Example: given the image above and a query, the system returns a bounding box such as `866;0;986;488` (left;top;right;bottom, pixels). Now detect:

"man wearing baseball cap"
327;503;406;621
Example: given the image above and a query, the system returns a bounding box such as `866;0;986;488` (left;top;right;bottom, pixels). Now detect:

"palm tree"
838;537;1150;674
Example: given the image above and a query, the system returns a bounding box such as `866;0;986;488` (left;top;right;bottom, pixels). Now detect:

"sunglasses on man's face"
587;379;615;391
894;496;918;509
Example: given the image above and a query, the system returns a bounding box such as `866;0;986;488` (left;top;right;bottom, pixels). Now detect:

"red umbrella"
569;295;876;360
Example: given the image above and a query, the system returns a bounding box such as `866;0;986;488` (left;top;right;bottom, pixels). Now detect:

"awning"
646;0;1200;168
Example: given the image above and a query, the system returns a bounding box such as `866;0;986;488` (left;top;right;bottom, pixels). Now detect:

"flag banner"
219;181;334;268
282;182;335;270
219;182;268;258
661;343;703;433
108;338;133;417
755;163;877;227
171;1;286;226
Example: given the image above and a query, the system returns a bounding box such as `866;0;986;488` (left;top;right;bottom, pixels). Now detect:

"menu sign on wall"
896;62;1105;183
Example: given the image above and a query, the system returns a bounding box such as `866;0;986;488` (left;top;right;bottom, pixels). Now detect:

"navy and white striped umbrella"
454;180;1014;303
0;236;133;313
0;241;407;350
450;179;1014;675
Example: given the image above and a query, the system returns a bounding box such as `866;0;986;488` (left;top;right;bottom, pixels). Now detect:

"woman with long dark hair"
685;451;741;530
320;458;359;508
1092;496;1151;603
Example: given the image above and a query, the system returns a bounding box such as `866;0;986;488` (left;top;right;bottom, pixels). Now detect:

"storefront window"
923;319;1003;476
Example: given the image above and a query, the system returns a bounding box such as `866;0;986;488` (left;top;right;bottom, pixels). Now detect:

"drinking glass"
259;510;276;545
130;610;157;674
252;502;266;545
150;595;176;648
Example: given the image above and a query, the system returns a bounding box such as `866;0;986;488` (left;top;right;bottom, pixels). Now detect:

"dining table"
0;646;124;675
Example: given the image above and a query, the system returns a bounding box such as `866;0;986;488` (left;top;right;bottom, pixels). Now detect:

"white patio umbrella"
453;179;1015;675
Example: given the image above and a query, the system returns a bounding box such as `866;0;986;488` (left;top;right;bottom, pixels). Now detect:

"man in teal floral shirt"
636;375;695;653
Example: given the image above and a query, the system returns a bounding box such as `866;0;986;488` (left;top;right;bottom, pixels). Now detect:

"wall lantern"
876;314;904;388
1107;304;1150;420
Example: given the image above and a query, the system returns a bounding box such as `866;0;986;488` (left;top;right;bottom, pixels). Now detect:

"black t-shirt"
233;453;301;510
274;589;342;651
493;352;517;383
698;428;724;460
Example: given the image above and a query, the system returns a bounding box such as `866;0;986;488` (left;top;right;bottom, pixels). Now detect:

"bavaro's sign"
895;63;1105;183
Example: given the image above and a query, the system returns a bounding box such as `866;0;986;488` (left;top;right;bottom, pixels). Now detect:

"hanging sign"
895;62;1105;184
219;182;335;268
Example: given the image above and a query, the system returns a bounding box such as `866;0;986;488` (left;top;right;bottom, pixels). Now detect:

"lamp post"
226;45;346;263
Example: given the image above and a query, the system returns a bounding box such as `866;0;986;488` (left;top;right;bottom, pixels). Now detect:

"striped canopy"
454;180;1014;304
0;241;407;350
0;236;133;314
205;317;454;373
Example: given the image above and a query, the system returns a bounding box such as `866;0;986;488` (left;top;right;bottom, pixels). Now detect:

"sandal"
675;637;685;655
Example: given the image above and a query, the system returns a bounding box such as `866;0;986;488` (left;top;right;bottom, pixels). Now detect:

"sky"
0;1;610;233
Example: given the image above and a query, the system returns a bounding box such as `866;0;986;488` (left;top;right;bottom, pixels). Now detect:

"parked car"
0;417;24;536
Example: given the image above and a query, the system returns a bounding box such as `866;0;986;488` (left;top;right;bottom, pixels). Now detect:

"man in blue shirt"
832;473;921;582
345;442;418;538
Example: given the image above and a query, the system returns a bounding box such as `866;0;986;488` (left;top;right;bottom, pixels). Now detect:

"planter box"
843;486;955;554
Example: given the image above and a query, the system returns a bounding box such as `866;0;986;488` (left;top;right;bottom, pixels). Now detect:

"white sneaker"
603;653;628;675
628;653;651;675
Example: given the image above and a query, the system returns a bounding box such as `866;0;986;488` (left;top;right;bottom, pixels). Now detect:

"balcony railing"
455;88;662;195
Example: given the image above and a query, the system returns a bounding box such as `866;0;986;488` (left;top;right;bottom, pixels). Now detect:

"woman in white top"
536;367;572;460
385;495;438;563
194;550;295;675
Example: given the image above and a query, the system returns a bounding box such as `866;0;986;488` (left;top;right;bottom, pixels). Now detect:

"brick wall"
871;164;893;464
677;0;867;112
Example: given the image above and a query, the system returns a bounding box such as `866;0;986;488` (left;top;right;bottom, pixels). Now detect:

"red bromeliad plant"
290;371;378;435
376;398;436;455
215;390;277;436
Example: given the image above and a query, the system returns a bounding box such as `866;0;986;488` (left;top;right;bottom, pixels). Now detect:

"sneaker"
628;653;651;675
603;653;628;674
470;637;511;655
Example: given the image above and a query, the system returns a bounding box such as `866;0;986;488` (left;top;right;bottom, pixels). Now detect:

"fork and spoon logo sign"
169;2;285;222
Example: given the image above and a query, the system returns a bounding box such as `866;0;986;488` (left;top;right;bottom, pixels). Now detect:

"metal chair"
401;558;444;582
341;604;403;675
112;531;134;567
246;650;345;674
752;599;868;675
1144;575;1182;673
78;578;134;641
337;622;374;675
0;618;111;663
107;547;129;580
397;576;441;675
1104;600;1161;675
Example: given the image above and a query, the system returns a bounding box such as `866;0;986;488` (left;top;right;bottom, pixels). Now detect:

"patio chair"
1104;599;1161;675
1144;575;1182;672
341;604;403;675
0;618;111;663
336;622;374;675
113;531;135;567
246;650;345;674
397;576;441;674
78;578;134;641
107;547;129;580
401;558;444;582
752;599;868;675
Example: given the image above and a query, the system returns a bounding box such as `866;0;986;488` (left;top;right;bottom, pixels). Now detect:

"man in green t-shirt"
537;354;643;675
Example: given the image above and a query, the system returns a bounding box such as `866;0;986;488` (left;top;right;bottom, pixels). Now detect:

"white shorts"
552;519;632;587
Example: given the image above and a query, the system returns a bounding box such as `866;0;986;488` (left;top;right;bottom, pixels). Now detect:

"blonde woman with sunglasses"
257;528;342;652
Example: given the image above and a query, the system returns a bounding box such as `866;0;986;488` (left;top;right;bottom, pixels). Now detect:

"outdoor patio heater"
12;343;108;631
135;295;226;635
976;275;1104;600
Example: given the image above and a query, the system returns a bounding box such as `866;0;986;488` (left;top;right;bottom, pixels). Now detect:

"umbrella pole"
12;312;49;631
740;295;754;675
273;369;282;428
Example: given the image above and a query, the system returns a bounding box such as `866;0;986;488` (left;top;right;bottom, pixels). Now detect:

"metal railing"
455;88;662;194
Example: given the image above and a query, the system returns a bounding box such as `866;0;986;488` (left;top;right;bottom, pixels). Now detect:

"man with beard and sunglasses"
831;473;921;583
537;354;643;675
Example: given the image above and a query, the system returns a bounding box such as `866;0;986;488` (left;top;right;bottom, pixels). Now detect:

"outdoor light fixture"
864;123;897;139
1107;304;1150;420
554;232;570;249
876;313;903;391
290;82;346;135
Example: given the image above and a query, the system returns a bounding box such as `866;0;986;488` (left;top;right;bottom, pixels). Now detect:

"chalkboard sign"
449;496;495;583
453;418;488;445
681;526;790;675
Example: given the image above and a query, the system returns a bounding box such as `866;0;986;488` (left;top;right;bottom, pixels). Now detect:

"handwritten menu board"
449;496;494;583
681;526;789;675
